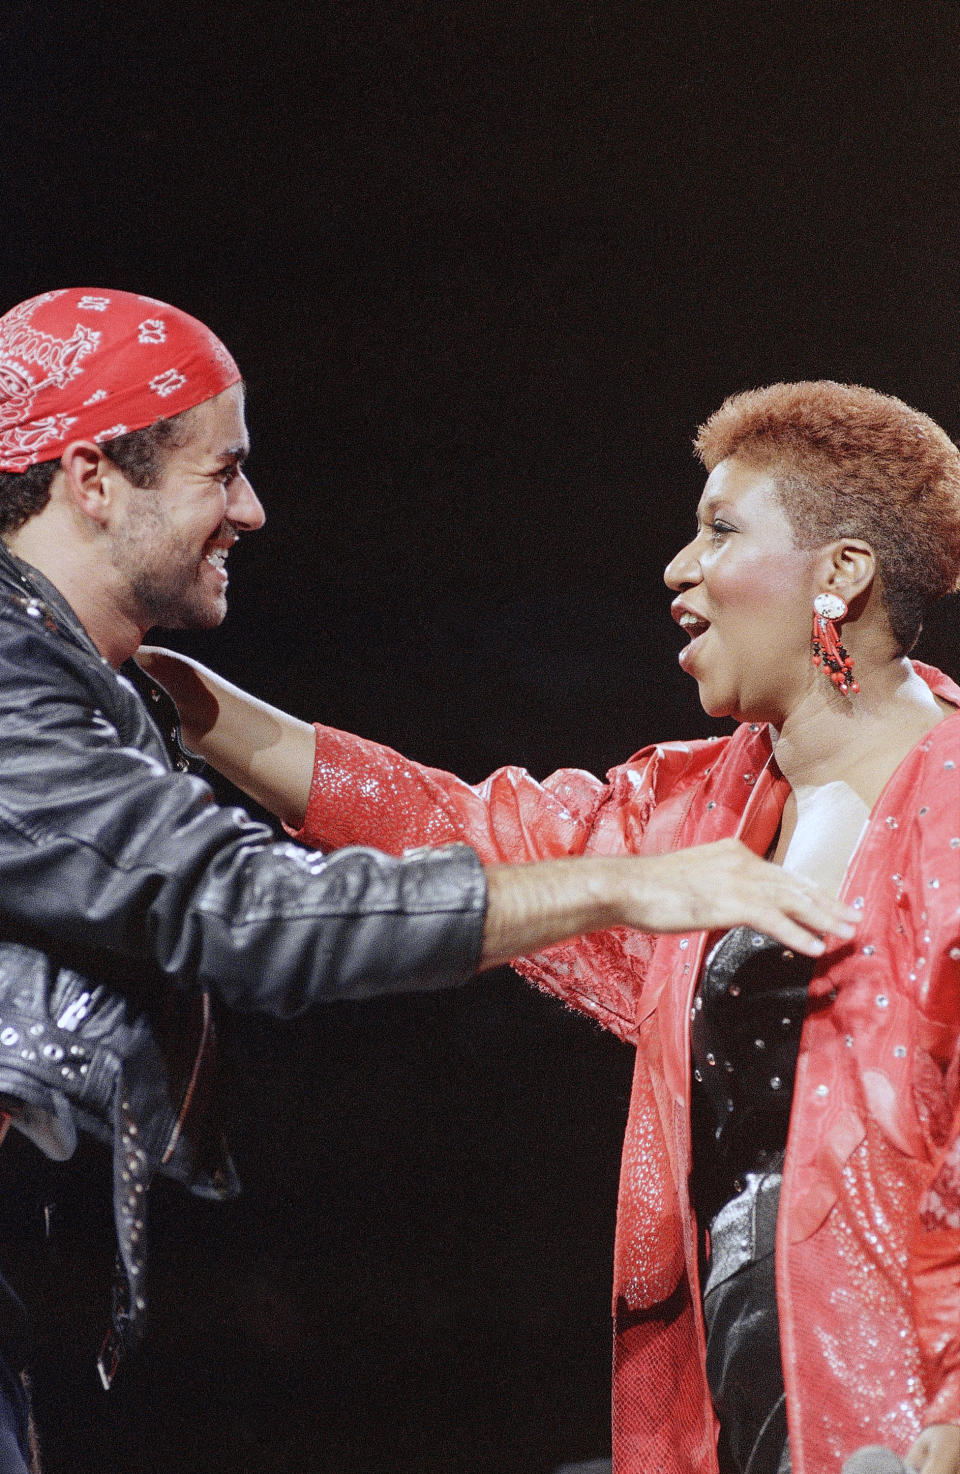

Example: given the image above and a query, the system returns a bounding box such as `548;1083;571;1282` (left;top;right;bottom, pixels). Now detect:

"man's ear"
58;441;125;526
813;539;877;610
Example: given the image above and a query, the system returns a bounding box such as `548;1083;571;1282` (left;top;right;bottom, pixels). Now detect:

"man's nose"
229;471;266;531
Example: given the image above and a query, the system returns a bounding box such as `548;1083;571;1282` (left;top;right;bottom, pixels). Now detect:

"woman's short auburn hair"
694;380;960;652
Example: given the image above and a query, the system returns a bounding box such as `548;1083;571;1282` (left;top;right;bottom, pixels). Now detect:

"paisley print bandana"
0;288;242;471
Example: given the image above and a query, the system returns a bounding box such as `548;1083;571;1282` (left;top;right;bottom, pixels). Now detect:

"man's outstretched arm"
482;841;858;967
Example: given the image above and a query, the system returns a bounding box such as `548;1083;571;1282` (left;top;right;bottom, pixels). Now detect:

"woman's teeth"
679;612;709;637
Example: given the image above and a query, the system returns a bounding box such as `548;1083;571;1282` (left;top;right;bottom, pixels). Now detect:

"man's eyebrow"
217;442;250;466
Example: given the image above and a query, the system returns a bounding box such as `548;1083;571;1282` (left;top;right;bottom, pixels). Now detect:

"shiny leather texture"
294;667;960;1474
0;542;486;1367
0;543;485;1015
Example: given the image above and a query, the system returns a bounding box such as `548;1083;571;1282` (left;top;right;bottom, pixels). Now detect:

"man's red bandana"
0;288;242;472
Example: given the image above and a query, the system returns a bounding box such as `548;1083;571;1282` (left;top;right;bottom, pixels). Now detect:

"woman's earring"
812;593;859;694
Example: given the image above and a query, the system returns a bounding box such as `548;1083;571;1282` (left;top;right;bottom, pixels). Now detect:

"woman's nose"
664;537;701;591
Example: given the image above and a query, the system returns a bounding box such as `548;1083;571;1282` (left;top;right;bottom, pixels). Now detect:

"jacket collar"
0;537;106;661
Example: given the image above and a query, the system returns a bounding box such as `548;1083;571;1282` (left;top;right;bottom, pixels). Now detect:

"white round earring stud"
813;593;848;621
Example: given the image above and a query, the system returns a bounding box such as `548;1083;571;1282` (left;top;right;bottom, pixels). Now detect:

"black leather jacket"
0;541;486;1377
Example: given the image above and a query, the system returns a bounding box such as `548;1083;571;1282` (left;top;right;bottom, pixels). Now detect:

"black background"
1;3;959;1470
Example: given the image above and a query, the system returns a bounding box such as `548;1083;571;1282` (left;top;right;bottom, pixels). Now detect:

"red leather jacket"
292;663;960;1474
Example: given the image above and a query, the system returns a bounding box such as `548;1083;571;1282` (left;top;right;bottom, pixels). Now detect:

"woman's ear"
814;539;876;608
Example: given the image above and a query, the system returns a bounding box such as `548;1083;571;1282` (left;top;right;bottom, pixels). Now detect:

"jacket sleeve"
287;724;668;1043
0;618;486;1017
290;722;613;862
912;1038;960;1424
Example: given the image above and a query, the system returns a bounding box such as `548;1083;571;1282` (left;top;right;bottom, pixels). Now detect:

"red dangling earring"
811;593;859;694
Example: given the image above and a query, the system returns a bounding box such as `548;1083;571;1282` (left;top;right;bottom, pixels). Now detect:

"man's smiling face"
107;382;264;633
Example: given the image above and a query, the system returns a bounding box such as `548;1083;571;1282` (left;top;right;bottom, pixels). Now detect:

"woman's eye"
708;520;734;540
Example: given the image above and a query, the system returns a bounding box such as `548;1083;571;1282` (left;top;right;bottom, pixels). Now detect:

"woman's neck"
769;656;952;810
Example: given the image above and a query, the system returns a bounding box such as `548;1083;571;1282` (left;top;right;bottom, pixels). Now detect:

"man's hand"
480;838;859;970
610;838;858;953
906;1424;960;1473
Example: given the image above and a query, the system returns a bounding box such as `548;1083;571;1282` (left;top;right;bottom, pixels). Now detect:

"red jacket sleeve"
913;1063;960;1425
288;723;612;862
287;724;669;1042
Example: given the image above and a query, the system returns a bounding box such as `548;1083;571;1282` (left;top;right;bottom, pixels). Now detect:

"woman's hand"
906;1424;960;1473
136;646;315;828
136;646;230;746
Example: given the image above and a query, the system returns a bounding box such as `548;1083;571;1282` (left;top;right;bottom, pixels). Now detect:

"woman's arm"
137;646;605;859
137;649;859;960
137;645;861;955
137;647;315;829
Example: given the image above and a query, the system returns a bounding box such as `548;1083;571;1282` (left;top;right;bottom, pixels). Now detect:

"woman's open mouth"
674;608;711;670
678;611;710;640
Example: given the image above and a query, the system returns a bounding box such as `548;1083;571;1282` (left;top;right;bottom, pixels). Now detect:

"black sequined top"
690;927;815;1226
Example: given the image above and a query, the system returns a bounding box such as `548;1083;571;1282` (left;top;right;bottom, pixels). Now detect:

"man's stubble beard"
109;486;226;633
